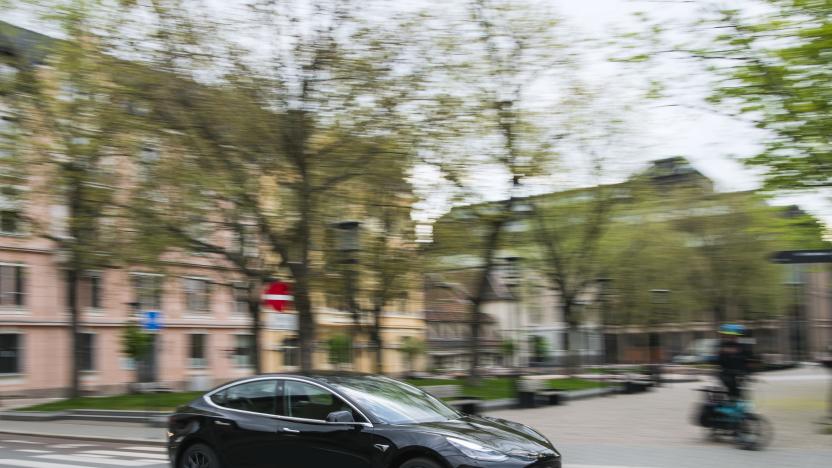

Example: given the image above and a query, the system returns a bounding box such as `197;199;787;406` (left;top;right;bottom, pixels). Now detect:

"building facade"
427;157;829;366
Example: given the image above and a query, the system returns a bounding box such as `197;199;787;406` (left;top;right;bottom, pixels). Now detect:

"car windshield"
324;375;460;424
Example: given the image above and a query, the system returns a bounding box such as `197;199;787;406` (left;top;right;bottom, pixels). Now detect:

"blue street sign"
141;310;163;332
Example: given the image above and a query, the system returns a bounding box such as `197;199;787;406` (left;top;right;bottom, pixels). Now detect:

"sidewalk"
0;419;166;445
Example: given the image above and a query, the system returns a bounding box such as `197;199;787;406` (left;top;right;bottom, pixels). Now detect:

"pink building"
0;234;256;397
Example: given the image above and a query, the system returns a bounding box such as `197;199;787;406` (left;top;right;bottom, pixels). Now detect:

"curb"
0;429;166;446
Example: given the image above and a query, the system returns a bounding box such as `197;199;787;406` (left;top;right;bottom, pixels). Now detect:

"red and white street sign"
263;281;293;312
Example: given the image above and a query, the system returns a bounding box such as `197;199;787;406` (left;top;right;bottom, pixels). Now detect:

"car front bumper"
450;455;562;468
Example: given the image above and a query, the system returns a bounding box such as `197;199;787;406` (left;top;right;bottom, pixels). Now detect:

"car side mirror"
325;410;355;423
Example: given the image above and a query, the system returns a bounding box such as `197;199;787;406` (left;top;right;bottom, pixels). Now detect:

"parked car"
168;372;561;468
672;338;718;365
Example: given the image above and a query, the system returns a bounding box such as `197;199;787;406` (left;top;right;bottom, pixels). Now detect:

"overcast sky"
3;0;829;227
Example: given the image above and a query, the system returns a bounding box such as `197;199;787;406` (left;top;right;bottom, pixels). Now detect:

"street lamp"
333;220;361;367
783;264;805;362
500;256;523;369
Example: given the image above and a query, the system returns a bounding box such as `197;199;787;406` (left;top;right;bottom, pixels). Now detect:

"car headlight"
446;437;508;462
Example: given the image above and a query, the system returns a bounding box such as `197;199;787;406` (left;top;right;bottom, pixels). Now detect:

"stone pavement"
486;366;832;468
0;419;165;444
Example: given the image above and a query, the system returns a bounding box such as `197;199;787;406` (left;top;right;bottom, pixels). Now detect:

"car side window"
282;380;363;422
212;380;281;415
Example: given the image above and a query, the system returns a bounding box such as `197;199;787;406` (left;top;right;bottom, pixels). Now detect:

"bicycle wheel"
736;413;773;451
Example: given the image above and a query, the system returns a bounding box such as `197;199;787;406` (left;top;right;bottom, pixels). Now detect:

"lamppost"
500;256;522;369
783;264;805;362
333;221;361;367
596;277;613;364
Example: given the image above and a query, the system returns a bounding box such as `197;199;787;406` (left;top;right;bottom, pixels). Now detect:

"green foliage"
500;339;516;360
400;336;425;359
531;335;549;359
708;3;832;191
19;391;203;412
121;323;154;361
327;334;353;366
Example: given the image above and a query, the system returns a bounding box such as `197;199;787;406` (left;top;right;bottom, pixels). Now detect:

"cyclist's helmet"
719;323;746;336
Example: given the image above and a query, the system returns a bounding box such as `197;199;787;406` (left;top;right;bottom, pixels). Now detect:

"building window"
0;209;21;234
184;278;211;313
233;334;255;368
0;333;21;374
131;273;163;311
0;112;18;159
79;333;95;371
232;283;249;315
79;271;102;310
282;338;299;368
0;264;25;307
189;334;208;368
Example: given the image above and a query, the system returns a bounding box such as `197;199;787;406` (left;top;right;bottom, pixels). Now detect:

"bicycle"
693;382;773;450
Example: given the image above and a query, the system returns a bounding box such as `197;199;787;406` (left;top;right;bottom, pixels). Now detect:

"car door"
274;379;373;468
209;379;282;468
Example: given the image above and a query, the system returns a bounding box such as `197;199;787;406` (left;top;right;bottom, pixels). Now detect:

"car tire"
399;457;443;468
180;443;221;468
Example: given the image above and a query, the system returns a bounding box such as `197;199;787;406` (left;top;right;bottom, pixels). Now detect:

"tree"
707;3;832;191
7;2;144;397
362;202;420;374
327;334;353;370
500;338;516;367
529;184;616;370
422;0;574;382
135;0;420;372
120;323;154;387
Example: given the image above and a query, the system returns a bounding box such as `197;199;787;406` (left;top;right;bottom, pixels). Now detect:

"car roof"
208;371;383;392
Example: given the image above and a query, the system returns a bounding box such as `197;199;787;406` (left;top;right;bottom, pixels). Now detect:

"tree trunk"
247;278;263;374
468;219;504;384
293;268;315;372
561;301;579;375
372;305;383;374
67;268;81;398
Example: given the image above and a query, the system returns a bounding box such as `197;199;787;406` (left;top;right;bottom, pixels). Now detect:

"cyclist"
716;324;755;401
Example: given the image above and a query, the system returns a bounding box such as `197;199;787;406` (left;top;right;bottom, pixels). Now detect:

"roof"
423;269;510;323
0;21;55;66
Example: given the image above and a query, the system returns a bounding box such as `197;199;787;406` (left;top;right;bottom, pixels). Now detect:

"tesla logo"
374;444;390;453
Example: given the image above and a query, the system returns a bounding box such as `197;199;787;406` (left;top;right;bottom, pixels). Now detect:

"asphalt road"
0;435;167;467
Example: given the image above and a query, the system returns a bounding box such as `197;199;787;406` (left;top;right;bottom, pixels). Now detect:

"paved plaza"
487;366;832;468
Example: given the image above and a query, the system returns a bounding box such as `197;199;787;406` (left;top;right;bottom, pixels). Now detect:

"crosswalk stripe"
36;454;159;466
83;450;167;460
121;446;166;453
15;450;52;454
0;460;89;468
1;440;39;445
50;444;93;449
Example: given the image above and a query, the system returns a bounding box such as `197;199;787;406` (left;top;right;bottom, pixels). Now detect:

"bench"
516;377;558;408
422;385;482;415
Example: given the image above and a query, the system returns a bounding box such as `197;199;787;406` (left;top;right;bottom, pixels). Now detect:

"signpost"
263;281;293;312
141;310;163;332
770;250;832;424
770;249;832;264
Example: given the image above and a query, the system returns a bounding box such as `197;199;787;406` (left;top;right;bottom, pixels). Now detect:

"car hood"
411;415;556;458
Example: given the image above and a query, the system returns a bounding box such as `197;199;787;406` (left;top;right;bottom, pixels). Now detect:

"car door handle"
214;420;232;427
282;427;300;434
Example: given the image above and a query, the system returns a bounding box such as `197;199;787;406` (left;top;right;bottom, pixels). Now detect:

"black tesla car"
168;373;561;468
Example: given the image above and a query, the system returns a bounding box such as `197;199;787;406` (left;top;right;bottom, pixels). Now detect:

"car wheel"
180;443;221;468
399;457;443;468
